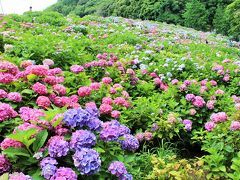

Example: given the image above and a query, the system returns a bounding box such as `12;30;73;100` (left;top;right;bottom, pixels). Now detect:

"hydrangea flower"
119;173;133;180
19;107;45;122
41;164;57;179
48;139;69;158
99;104;113;114
70;65;84;74
40;157;58;169
0;89;7;98
9;172;32;180
36;96;51;108
1;138;23;150
108;161;127;177
50;167;77;180
32;82;48;95
78;86;91;97
210;112;228;123
230;121;240;131
192;96;205;108
0;155;10;174
204;121;216;132
0;103;18;122
7;92;22;102
53;84;66;96
182;119;192;131
70;130;96;151
73;148;101;175
119;134;139;152
185;94;195;101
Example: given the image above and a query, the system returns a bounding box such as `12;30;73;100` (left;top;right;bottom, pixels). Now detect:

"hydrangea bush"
0;12;239;179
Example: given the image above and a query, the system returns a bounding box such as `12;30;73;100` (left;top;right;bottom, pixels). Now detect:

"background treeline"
48;0;240;40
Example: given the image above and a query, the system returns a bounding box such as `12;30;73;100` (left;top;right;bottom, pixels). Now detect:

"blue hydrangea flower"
73;148;101;175
50;167;77;180
70;130;96;151
63;109;79;128
119;134;139;152
48;139;69;158
86;107;100;118
119;173;133;180
118;125;131;136
86;118;103;131
41;164;57;179
108;161;127;177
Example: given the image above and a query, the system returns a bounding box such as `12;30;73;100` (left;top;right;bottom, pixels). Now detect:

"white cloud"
0;0;58;14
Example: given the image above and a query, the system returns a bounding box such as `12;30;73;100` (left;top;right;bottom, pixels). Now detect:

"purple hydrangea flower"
70;130;96;151
151;123;159;132
50;167;77;180
0;155;10;174
48;139;69;158
41;164;57;179
182;119;192;131
86;118;103;131
86;107;100;118
120;173;133;180
100;121;121;142
40;157;58;169
119;134;139;152
108;161;127;177
73;148;101;175
118;125;131;136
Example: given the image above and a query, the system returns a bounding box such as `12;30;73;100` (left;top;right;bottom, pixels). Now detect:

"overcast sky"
0;0;58;14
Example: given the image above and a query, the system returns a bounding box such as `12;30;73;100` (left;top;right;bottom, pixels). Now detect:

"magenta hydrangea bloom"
111;110;121;118
26;65;49;76
185;94;195;101
102;97;113;105
9;172;32;180
43;76;64;85
102;77;112;84
32;82;48;95
78;86;91;97
7;92;22;102
0;61;19;75
182;119;192;131
0;73;15;84
230;121;240;131
0;89;7;98
192;96;205;108
53;84;66;96
206;100;215;110
19;107;45;121
99;104;113;114
70;130;96;151
36;96;51;108
1;138;23;150
0;155;11;174
108;161;127;177
73;148;101;175
90;82;101;90
50;167;77;180
0;103;18;122
48;138;69;158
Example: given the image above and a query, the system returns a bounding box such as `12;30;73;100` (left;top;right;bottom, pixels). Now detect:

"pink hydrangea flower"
20;60;34;68
171;79;179;85
113;97;128;107
210;80;217;86
189;109;197;116
192;96;205;108
135;133;144;142
48;68;63;76
69;95;79;103
122;91;129;98
85;102;97;109
200;79;208;86
7;92;22;102
0;103;18;122
144;132;153;141
206;100;215;110
90;82;101;90
0;73;15;84
0;89;7;98
14;123;43;134
1;138;23;150
210;112;228;123
99;104;113;114
36;96;51;108
102;97;113;105
204;121;216;132
179;84;187;91
70;65;84;74
109;87;117;94
32;82;48;95
43;59;54;66
78;86;91;97
19;107;45;121
184;80;192;86
111;110;121;118
53;84;66;96
230;121;240;131
215;89;224;95
26;65;49;76
53;96;70;107
200;86;208;94
43;76;64;85
0;61;19;75
102;77;112;84
223;74;230;82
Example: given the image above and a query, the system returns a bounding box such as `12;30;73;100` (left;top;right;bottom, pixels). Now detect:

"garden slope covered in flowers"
0;12;240;179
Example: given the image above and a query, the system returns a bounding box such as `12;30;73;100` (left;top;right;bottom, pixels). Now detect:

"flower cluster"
108;161;133;179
